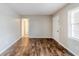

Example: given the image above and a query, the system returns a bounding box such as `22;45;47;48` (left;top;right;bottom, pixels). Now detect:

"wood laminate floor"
1;37;72;56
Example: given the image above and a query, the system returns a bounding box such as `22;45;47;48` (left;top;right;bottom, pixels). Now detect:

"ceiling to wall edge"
5;3;68;17
4;3;21;16
21;3;68;17
52;3;69;16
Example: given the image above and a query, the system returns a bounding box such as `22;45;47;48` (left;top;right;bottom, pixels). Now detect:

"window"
68;7;79;41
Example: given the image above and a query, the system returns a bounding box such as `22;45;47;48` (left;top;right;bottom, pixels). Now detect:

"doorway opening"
22;18;29;37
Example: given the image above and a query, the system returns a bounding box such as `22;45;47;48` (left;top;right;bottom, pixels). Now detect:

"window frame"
68;7;79;41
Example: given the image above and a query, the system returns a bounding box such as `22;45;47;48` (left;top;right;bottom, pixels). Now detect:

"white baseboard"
0;36;21;55
29;36;51;38
52;38;77;56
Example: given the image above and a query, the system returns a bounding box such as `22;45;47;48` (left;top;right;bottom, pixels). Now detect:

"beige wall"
0;4;21;54
26;15;52;38
52;3;79;55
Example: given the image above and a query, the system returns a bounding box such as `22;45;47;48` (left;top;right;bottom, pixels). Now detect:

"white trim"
0;36;21;55
29;36;51;38
52;37;77;56
68;8;79;43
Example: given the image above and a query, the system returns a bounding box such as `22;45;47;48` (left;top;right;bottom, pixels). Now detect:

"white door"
52;15;60;41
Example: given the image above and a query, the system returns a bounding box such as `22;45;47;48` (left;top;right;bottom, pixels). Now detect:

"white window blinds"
72;12;79;39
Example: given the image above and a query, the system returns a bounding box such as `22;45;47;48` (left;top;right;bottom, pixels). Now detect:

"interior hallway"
1;37;72;56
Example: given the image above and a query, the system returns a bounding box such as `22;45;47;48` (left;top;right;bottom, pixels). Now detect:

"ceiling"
7;3;67;16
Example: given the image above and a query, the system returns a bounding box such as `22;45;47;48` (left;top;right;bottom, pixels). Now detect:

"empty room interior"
0;3;79;56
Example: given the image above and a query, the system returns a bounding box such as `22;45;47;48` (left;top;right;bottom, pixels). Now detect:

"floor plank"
0;38;72;56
